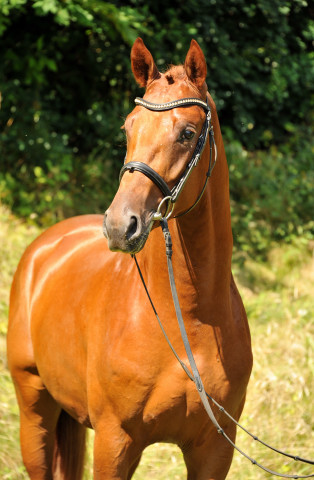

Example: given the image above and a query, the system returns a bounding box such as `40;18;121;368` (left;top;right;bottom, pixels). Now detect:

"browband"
134;97;210;113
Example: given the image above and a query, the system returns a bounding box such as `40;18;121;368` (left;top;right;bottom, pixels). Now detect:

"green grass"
1;205;313;479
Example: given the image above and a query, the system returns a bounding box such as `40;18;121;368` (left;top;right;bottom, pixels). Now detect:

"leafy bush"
0;0;144;222
227;122;314;258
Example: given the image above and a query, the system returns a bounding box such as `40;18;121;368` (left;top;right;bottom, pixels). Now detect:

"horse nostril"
102;211;109;238
126;215;139;240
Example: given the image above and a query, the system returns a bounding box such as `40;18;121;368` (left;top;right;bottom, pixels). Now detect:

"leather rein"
122;96;314;478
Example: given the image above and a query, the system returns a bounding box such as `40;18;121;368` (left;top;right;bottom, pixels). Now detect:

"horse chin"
125;228;151;254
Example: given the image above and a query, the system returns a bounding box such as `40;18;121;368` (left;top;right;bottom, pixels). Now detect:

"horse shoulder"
7;215;107;398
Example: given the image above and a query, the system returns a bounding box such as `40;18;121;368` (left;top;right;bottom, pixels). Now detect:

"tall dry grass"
0;206;313;479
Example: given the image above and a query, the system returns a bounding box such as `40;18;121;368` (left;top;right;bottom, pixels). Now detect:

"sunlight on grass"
1;205;313;479
133;443;185;480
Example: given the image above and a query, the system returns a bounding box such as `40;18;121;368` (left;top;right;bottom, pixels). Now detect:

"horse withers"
7;38;252;479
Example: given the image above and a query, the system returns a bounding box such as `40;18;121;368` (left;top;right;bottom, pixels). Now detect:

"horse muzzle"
103;208;153;254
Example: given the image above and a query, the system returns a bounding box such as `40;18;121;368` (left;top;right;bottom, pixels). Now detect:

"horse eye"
180;129;195;141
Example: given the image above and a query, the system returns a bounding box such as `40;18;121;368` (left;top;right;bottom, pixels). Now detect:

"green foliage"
0;0;313;255
227;122;314;258
0;0;144;221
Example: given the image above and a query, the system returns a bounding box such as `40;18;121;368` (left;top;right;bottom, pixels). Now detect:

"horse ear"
184;39;207;88
131;38;160;88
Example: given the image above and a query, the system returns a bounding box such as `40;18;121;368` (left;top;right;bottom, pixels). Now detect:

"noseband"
119;96;217;221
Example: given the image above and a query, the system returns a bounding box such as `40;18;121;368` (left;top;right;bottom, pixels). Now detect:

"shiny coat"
7;38;252;479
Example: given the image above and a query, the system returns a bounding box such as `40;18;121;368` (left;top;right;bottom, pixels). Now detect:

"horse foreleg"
127;454;142;480
12;368;61;480
93;418;142;480
183;422;237;480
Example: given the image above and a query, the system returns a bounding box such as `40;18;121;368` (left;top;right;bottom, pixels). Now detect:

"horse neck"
142;105;233;317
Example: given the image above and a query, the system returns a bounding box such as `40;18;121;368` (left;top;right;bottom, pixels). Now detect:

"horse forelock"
164;64;186;81
161;64;207;97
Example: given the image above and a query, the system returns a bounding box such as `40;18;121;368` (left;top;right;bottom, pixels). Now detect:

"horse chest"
88;326;236;440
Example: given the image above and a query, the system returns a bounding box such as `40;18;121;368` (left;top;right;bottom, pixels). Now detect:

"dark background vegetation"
0;0;313;257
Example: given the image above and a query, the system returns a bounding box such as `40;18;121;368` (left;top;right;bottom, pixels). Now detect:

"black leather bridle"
119;96;217;220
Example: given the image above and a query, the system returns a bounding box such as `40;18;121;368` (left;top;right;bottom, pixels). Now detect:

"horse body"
7;39;252;479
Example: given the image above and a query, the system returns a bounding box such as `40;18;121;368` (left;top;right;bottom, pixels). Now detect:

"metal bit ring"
153;196;174;221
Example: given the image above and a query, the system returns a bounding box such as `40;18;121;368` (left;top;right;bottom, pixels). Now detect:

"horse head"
103;38;209;253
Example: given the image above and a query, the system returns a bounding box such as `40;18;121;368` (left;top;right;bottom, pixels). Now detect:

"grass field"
0;205;313;479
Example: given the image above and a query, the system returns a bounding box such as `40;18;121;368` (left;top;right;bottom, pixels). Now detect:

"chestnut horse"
7;38;252;479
